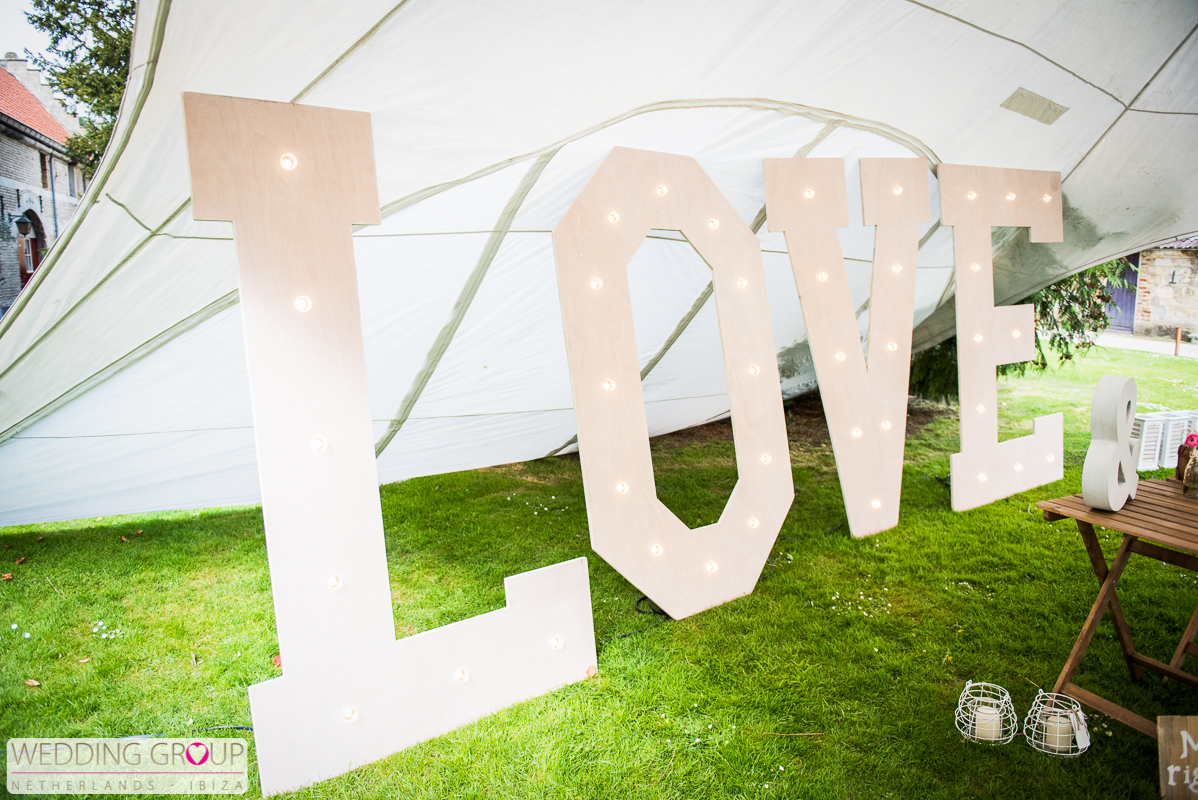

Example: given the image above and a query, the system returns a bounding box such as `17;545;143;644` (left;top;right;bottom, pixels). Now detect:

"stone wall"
0;60;83;314
0;145;82;312
1134;248;1198;338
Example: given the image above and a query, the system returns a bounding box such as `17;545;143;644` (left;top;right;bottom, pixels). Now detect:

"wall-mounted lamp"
15;214;31;236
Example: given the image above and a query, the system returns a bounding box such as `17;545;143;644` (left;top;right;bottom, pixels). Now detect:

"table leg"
1054;534;1135;694
1166;600;1198;681
1077;522;1143;682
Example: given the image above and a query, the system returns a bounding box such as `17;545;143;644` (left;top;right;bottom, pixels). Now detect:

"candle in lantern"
1042;712;1073;752
973;704;1002;741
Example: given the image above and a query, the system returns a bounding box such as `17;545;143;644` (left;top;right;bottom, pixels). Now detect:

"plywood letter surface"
1082;375;1141;511
764;158;930;537
554;147;793;620
183;93;596;795
939;165;1064;510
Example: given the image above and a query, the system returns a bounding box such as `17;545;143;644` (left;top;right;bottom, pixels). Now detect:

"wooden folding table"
1038;478;1198;738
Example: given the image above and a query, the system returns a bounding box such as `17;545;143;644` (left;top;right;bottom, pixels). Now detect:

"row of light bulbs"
796;181;1052;207
816;262;902;281
337;636;567;723
608;210;720;229
801;185;906;198
589;276;751;291
645;550;720;572
279;153;1051;209
975;453;1055;482
972;330;1023;343
966;190;1053;203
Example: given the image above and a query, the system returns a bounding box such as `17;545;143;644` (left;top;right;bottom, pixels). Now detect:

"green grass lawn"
2;345;1198;799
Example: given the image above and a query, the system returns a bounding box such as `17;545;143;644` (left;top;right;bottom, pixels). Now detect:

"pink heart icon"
185;742;209;766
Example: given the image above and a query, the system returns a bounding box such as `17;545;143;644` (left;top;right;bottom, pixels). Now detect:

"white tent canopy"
1;0;1195;525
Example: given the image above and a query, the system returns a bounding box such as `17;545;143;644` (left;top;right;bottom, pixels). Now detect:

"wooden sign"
1160;717;1198;797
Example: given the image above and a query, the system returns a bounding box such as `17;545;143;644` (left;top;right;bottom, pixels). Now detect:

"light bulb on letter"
454;669;469;683
656;185;668;196
311;437;327;452
736;278;747;288
748;365;760;376
760;454;771;465
748;518;759;529
616;482;628;494
590;278;603;290
706;562;718;573
549;636;563;649
325;574;342;590
650;544;663;556
804;189;815;198
708;219;719;230
342;706;358;723
608;212;619;223
294;296;312;312
280;153;298;170
603;380;615;391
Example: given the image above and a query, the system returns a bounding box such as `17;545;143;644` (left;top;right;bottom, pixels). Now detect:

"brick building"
0;53;84;316
1133;238;1197;339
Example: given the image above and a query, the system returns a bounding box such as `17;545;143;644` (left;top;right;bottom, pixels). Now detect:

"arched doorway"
17;209;46;289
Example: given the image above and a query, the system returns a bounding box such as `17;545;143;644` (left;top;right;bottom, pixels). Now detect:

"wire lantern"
955;681;1019;745
1023;691;1090;756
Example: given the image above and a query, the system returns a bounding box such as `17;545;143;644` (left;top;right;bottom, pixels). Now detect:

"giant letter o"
554;147;793;620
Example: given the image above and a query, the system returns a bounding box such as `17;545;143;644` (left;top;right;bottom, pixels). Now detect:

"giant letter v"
764;159;930;537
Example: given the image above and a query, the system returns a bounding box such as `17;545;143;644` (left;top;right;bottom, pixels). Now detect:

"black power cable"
598;595;671;646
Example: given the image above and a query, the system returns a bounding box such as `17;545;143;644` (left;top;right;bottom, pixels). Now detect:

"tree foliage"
909;258;1135;400
26;0;136;176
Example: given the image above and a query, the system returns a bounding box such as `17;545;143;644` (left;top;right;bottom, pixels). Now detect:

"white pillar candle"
973;704;1002;741
1042;712;1073;753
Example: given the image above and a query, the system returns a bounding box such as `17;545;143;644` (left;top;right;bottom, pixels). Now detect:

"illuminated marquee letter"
939;165;1064;510
554;147;794;620
764;158;930;537
183;93;596;795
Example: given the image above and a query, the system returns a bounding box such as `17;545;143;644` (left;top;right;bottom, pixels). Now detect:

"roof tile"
0;66;69;145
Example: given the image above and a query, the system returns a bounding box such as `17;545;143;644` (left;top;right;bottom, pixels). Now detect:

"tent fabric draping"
1;0;1195;525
